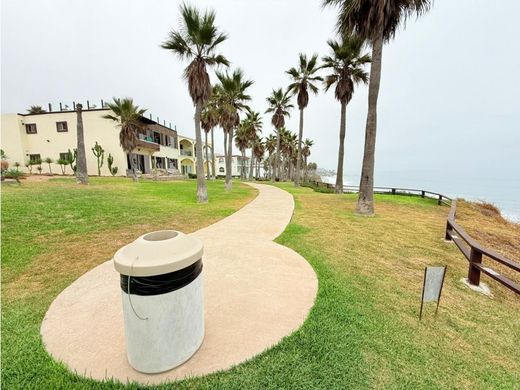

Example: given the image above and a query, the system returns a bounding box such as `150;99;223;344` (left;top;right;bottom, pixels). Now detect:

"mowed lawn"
2;179;519;389
1;177;256;389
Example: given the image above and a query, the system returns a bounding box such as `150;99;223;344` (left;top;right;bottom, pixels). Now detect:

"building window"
59;152;69;160
29;154;41;162
25;123;37;134
56;121;68;132
219;167;225;173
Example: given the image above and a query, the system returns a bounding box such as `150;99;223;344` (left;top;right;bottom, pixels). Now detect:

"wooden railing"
305;180;519;295
445;200;520;295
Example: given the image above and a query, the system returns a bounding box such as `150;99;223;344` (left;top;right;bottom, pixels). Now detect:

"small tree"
25;161;33;174
57;158;68;175
91;142;105;176
13;162;20;171
44;157;53;175
37;165;43;175
67;149;77;173
107;153;118;176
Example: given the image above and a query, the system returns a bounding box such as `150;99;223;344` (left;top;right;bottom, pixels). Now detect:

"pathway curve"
41;183;318;385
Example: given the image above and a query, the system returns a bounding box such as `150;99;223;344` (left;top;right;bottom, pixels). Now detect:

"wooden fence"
305;180;519;295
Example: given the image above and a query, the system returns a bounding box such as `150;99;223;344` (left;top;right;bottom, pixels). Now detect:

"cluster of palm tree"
160;1;432;212
323;0;432;215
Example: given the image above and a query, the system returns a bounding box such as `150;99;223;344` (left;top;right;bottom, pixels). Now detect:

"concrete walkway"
41;183;318;385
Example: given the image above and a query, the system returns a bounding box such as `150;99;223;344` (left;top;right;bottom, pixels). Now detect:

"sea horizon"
321;170;520;223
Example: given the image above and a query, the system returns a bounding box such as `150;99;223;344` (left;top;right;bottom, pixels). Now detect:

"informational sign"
420;266;447;319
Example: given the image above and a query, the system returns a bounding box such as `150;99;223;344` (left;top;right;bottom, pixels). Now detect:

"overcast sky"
2;0;519;179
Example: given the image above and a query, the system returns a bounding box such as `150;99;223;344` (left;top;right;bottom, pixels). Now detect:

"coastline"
320;174;520;223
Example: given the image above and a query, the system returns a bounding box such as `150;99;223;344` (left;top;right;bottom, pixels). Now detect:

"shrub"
188;173;197;179
3;168;24;183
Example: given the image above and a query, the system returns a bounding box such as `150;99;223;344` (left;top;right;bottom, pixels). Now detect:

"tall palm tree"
302;138;314;182
244;111;263;180
265;134;277;180
266;88;293;182
75;103;88;184
103;97;147;182
286;53;323;187
201;101;219;179
324;0;432;215
161;3;229;203
234;122;250;180
322;33;370;193
252;137;265;179
214;69;253;190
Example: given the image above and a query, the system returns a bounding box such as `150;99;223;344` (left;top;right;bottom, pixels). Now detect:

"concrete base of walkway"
41;183;318;385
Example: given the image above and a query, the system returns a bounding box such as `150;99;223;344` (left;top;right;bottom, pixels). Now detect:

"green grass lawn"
2;179;519;389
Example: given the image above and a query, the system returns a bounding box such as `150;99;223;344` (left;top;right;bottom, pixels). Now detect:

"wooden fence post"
445;221;452;241
468;248;482;286
438;194;442;205
392;188;396;195
421;190;425;198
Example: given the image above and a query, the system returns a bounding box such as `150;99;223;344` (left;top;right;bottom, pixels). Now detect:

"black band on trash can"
120;259;203;296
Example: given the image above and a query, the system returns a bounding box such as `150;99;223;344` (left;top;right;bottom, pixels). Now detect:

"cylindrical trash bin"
113;230;204;374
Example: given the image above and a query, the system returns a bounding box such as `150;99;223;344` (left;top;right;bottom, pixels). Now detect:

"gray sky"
2;0;519;178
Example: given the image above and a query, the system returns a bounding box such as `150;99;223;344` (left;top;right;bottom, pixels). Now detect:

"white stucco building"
0;104;212;177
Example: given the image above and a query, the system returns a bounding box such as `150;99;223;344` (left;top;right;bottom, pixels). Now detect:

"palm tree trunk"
223;129;228;177
248;150;254;180
242;150;246;179
211;128;216;179
75;104;88;184
194;102;208;203
225;127;233;190
357;35;383;216
130;153;139;182
275;129;281;182
295;108;304;186
335;101;347;194
304;156;308;181
204;130;210;180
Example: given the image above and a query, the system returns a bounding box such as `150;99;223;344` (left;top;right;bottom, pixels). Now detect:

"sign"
420;266;447;319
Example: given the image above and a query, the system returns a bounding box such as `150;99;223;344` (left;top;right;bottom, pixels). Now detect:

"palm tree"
266;88;293;182
102;97;147;182
243;111;263;180
265;134;277;180
27;105;46;114
322;33;370;193
234;122;250;180
201;101;219;180
302;138;314;182
214;69;253;190
252;138;265;179
324;0;432;215
161;3;229;202
75;104;88;184
286;53;323;187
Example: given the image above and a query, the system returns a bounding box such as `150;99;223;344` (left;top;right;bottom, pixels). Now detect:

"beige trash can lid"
113;230;203;277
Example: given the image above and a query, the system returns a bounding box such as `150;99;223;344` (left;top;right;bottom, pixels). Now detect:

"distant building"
0;105;213;177
215;154;250;177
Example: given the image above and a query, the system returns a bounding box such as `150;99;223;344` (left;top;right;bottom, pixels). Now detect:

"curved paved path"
41;183;318;385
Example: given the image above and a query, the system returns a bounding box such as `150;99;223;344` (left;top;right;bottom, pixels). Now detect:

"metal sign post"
420;266;447;320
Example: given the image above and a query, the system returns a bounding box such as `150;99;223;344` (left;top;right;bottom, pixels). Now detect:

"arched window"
219;167;225;173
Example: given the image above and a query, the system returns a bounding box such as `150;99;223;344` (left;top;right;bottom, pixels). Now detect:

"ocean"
321;170;520;223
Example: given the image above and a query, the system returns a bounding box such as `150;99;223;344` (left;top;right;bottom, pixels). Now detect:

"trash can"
113;230;204;374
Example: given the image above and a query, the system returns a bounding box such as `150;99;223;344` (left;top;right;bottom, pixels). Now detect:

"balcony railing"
136;139;160;151
180;150;193;156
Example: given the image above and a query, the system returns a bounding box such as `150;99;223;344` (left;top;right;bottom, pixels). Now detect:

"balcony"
136;139;160;152
180;150;193;157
